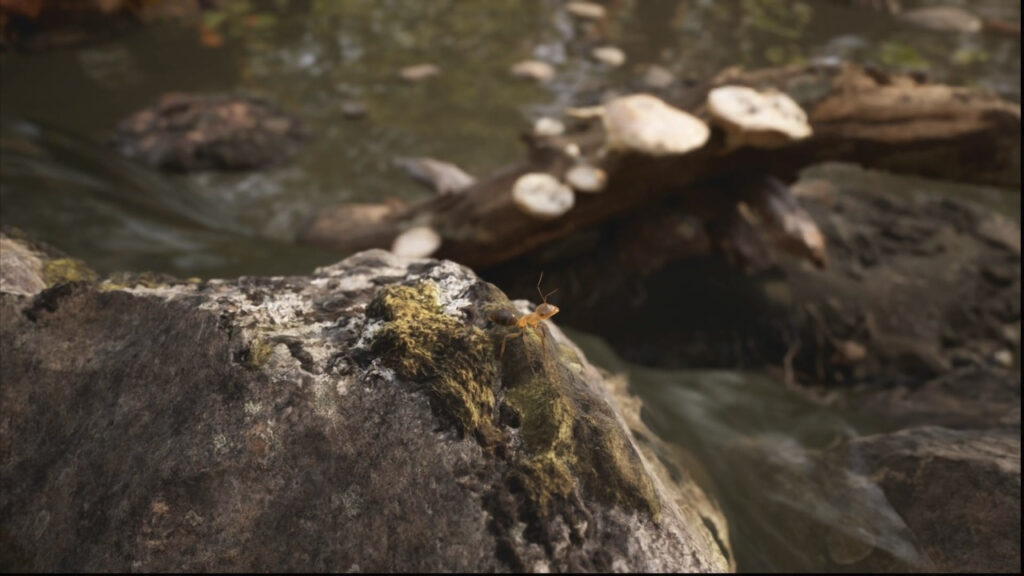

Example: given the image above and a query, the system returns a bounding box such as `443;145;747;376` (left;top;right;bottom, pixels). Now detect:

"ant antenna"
537;272;558;303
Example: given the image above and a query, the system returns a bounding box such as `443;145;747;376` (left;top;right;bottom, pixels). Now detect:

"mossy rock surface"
1;244;728;572
366;278;660;521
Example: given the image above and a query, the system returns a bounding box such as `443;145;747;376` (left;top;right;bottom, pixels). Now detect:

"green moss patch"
368;281;501;443
367;279;659;520
502;344;660;520
42;258;98;286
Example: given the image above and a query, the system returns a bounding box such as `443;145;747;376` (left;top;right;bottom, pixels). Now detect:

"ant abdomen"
487;308;519;326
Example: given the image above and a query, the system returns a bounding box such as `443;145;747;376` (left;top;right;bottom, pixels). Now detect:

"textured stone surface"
0;238;728;572
836;426;1021;573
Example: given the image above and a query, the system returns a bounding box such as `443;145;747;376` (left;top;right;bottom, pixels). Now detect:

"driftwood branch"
300;63;1020;270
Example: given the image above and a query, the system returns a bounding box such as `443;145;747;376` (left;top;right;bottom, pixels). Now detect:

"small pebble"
340;100;368;119
533;117;565;137
642;64;675;89
994;349;1014;368
510;60;556;82
592;46;626;67
399;64;441;82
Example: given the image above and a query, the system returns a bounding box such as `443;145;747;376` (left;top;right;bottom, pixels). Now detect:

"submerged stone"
510;60;556;82
111;93;308;172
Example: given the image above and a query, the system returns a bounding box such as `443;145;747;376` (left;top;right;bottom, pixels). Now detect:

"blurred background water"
2;0;1018;276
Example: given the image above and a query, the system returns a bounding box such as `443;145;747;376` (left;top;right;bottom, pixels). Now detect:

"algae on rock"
367;280;660;521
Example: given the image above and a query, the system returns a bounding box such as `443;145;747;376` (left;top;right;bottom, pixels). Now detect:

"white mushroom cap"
566;1;607;20
707;85;812;149
565;164;607;193
512;173;575;220
602;94;710;156
391;226;442;258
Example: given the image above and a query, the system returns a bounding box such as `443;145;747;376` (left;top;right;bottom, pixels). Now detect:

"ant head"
535;302;560;320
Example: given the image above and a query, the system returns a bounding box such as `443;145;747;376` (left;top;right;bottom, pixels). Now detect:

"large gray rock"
0;234;729;572
834;426;1021;573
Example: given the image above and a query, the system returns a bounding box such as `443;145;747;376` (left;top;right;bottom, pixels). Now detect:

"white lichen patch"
212;433;231;456
423;260;478;317
112;282;201;301
335;375;353;396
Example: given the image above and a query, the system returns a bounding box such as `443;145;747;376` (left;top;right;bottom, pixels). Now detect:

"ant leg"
500;331;519;358
521;331;536;372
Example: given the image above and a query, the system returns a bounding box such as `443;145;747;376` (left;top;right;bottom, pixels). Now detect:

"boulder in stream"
111;92;308;172
0;232;730;572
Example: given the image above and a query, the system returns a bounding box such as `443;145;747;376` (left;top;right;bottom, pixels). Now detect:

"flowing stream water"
1;1;1019;571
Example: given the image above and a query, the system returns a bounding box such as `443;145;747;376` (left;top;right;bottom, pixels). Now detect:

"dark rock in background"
111;93;307;172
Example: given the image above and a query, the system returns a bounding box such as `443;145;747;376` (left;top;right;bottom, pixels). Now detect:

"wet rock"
393;157;476;195
846;364;1021;431
0;238;728;572
713;422;1020;572
399;63;441;82
111;93;307;172
512;173;575;220
836;427;1020;573
510;60;556;82
592;46;626;67
642;64;676;89
566;2;607;20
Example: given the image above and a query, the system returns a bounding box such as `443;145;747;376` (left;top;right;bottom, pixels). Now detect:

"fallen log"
300;63;1020;270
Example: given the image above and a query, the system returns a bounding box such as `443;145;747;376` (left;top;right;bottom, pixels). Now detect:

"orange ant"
491;273;560;364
